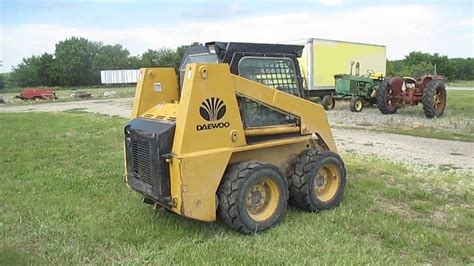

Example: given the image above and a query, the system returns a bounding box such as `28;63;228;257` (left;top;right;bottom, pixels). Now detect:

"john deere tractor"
332;61;384;112
124;42;346;234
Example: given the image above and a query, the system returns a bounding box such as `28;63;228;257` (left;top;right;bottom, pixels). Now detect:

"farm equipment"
377;75;447;118
124;42;346;234
16;88;57;100
70;91;92;99
331;61;384;112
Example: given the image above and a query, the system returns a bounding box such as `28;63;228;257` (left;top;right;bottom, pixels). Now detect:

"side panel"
170;63;247;221
302;39;386;90
131;68;179;118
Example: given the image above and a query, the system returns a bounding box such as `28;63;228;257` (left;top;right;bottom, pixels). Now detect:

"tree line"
0;37;472;89
0;37;199;89
387;51;473;81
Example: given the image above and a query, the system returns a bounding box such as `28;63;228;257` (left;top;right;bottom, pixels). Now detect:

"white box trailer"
288;38;386;98
100;69;140;84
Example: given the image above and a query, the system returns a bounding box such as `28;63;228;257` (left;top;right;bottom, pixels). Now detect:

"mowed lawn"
0;112;472;264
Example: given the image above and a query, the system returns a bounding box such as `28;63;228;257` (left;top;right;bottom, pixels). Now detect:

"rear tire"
377;79;397;114
321;95;335;110
288;150;346;211
423;80;446;118
350;96;364;112
217;161;288;234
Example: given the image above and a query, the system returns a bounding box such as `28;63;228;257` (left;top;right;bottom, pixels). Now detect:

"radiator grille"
131;139;153;185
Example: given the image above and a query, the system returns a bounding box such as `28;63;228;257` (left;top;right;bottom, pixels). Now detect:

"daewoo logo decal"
197;97;230;131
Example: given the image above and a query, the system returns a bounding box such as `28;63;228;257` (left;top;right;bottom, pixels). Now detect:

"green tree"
92;44;130;71
55;37;100;86
141;48;176;68
36;53;59;86
10;56;43;87
128;55;143;69
10;52;74;87
0;73;7;89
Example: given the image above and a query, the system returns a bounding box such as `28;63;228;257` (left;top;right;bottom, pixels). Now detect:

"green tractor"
330;61;384;112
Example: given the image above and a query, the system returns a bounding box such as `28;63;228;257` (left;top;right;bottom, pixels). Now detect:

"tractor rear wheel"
350;96;364;112
217;161;288;234
423;80;446;118
377;79;398;114
321;95;335;110
288;150;346;211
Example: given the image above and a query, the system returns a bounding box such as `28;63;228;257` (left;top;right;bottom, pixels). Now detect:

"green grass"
0;86;135;105
448;80;474;87
378;127;473;142
446;89;474;117
0;112;472;264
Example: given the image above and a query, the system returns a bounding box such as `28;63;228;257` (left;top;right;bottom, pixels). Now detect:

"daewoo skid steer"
124;42;346;234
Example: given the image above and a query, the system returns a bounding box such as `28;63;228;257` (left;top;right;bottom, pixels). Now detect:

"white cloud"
319;0;343;6
1;4;473;72
231;2;241;12
459;17;474;27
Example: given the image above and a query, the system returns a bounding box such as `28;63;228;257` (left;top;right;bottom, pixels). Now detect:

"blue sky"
1;0;473;72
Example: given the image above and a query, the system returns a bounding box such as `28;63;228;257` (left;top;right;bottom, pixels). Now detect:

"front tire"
288;150;346;211
217;161;288;234
350;96;364;112
423;80;446;118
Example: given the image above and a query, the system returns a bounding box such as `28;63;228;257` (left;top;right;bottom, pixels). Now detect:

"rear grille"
130;139;153;185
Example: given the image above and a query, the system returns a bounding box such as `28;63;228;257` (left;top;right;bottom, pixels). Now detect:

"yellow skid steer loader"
124;42;346;234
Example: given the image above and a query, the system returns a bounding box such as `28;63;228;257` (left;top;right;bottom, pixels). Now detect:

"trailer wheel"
288;150;346;211
217;161;288;234
423;80;446;118
350;96;364;112
377;79;397;114
321;95;335;110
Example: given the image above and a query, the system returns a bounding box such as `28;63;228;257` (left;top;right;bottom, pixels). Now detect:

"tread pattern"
288;149;345;211
377;79;397;114
217;160;265;234
288;150;322;211
422;80;446;118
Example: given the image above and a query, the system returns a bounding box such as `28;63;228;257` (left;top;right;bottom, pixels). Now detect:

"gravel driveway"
1;97;472;173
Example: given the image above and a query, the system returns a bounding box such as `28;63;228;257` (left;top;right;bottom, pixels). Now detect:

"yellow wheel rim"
313;164;340;202
355;100;363;111
246;178;279;222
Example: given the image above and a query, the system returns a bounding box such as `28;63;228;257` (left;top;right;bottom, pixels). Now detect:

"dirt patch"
376;197;415;219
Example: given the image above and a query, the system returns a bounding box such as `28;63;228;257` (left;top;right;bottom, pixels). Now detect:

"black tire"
423;80;446;118
321;95;335;110
217;161;288;234
288;150;346;212
377;79;397;114
350;96;364;112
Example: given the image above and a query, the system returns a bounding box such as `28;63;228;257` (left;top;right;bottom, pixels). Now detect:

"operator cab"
179;42;306;130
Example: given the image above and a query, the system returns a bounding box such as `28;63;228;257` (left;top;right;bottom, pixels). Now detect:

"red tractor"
377;75;447;118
